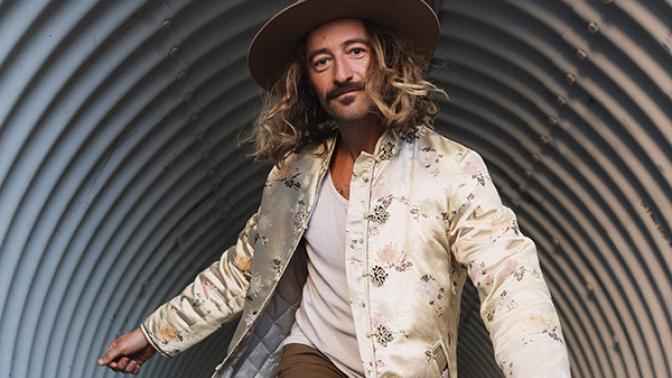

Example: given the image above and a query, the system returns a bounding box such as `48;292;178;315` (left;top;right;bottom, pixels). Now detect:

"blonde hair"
239;20;448;166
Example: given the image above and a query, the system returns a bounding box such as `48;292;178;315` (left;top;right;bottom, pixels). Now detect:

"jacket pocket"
431;339;450;376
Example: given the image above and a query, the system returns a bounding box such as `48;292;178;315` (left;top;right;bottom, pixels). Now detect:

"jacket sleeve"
447;150;571;377
139;210;259;358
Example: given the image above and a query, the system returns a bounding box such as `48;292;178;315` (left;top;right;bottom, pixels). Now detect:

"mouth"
328;82;365;102
331;90;359;101
338;91;357;98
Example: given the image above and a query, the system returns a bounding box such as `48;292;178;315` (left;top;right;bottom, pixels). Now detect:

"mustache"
326;82;365;102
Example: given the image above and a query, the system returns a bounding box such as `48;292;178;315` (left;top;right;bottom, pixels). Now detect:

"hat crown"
248;0;440;91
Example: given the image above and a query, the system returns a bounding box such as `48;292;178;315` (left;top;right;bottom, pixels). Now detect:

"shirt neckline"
327;170;349;205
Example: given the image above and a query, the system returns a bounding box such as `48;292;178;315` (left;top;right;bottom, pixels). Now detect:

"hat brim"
248;0;440;91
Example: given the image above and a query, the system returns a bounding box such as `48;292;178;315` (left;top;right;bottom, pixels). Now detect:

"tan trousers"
276;343;347;378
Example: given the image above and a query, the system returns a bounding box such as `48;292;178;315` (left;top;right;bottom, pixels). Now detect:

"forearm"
480;237;570;376
140;251;250;357
140;212;258;357
449;150;570;376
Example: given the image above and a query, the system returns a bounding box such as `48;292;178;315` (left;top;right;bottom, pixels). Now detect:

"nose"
333;55;354;85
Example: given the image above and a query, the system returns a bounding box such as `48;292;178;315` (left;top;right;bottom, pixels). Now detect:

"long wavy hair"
239;19;448;167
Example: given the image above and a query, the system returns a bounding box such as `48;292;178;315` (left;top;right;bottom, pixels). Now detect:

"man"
98;1;571;377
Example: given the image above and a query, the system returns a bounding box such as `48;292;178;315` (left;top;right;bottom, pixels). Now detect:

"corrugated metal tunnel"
0;0;670;377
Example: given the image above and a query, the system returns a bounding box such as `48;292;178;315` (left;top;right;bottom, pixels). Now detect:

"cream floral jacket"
140;125;571;377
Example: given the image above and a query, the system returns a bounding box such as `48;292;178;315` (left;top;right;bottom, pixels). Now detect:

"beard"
326;91;376;123
322;79;372;122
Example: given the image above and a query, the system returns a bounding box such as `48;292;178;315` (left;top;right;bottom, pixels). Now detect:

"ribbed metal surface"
0;1;669;377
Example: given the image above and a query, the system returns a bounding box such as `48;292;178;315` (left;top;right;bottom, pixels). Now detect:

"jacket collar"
316;125;410;167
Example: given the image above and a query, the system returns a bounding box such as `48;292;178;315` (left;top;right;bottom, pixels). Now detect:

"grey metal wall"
0;0;669;377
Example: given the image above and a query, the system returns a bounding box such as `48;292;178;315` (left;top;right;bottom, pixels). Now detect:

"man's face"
305;18;374;123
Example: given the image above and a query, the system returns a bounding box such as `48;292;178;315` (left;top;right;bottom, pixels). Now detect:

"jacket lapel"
224;134;337;358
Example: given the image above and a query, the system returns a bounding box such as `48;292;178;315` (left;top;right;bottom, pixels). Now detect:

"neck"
334;115;385;160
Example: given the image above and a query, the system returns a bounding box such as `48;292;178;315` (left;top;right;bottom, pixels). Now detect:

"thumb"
98;342;122;365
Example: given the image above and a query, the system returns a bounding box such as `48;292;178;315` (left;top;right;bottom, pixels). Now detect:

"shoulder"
413;124;478;166
263;136;332;190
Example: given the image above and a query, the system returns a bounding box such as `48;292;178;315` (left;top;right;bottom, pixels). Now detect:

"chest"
304;171;348;267
329;148;354;200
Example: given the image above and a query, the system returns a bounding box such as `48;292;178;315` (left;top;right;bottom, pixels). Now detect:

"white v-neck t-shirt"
282;170;364;377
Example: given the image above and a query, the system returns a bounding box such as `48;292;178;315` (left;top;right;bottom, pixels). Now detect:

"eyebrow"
307;37;370;63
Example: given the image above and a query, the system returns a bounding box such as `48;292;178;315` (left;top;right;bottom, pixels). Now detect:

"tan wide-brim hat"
248;0;441;91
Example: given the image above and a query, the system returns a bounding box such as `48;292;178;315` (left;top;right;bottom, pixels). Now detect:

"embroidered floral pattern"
424;349;433;361
376;243;413;272
245;273;264;302
499;360;514;377
497;260;519;280
420;146;443;176
190;295;204;307
407;198;435;221
419;274;445;306
486;290;511;322
142;126;569;375
462;159;485;187
243;311;256;327
527;312;552;331
368;194;393;224
374;324;394;347
371;265;388;286
467;259;487;287
201;279;214;299
292;200;309;239
234;255;252;275
399;127;419;144
370;311;386;328
378;140;394;160
255;214;271;245
159;324;177;343
370;205;389;224
523;312;565;344
293;200;308;225
348;238;364;253
513;266;527;281
272;258;283;281
252;228;268;246
273;165;302;190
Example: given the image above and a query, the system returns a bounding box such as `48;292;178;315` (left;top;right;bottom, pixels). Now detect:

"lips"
331;90;360;101
337;91;357;98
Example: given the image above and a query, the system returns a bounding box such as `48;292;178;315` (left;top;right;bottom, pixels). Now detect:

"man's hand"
98;327;157;375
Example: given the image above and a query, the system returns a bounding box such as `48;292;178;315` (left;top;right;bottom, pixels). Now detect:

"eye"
351;47;366;56
314;57;330;68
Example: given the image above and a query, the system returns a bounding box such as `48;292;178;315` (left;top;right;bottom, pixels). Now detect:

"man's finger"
117;357;130;370
126;360;137;373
